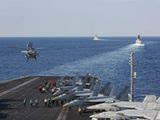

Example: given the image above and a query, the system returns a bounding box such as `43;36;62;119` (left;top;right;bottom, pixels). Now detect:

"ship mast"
129;50;136;102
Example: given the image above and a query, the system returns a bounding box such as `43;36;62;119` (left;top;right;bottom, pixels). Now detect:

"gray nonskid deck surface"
0;77;39;97
0;77;91;120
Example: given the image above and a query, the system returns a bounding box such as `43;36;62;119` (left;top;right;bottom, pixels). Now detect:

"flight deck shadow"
0;101;9;119
0;99;23;119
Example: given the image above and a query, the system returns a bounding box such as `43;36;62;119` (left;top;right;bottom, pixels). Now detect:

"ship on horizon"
135;34;144;46
93;34;100;41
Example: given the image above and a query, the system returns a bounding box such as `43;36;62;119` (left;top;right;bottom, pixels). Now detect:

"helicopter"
21;42;39;60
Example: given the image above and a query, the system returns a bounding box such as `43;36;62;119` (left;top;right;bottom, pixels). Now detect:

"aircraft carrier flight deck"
0;76;91;120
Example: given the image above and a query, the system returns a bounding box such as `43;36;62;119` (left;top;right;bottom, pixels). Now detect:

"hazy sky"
0;0;160;36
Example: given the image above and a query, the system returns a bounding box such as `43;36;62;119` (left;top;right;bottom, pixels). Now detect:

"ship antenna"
129;50;136;102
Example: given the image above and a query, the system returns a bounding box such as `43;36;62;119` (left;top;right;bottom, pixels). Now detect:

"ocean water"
0;37;160;100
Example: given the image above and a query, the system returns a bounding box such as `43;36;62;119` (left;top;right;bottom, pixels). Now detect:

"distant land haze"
0;0;160;37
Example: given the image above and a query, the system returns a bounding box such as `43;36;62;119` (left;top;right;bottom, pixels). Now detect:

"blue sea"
0;37;160;100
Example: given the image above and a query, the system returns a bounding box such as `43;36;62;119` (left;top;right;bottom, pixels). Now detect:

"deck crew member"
23;99;26;107
44;98;47;107
78;107;82;115
29;99;33;107
35;99;38;107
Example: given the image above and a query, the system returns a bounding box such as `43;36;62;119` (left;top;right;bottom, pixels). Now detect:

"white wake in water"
40;44;137;82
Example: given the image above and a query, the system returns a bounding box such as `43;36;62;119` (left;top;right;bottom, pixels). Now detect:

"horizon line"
0;35;160;38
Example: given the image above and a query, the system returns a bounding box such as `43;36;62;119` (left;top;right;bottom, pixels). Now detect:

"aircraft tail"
109;85;119;97
116;86;130;101
27;42;33;50
143;95;157;103
82;76;87;87
156;97;160;103
91;79;101;97
56;77;64;88
56;79;61;88
100;82;112;96
90;77;97;91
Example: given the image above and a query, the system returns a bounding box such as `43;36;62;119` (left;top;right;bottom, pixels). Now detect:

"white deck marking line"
0;77;39;97
61;108;69;120
56;108;65;120
56;108;69;120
